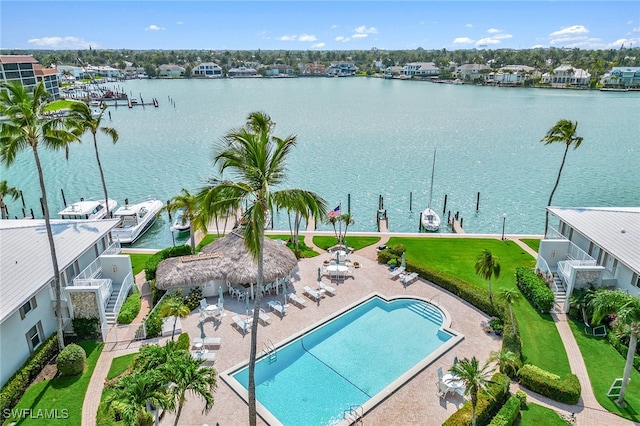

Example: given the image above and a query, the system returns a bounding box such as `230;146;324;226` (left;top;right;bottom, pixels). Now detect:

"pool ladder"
263;339;277;363
344;404;363;424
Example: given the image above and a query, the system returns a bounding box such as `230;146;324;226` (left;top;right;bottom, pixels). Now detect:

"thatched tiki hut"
156;231;297;299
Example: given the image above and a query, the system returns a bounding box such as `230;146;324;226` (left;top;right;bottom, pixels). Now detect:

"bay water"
2;78;638;248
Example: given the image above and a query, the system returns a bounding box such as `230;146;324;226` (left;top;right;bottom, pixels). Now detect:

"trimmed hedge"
517;364;581;404
515;390;527;409
0;333;59;414
443;373;510;426
515;267;554;313
176;333;191;351
488;395;521;426
144;245;193;280
56;343;87;376
117;291;141;324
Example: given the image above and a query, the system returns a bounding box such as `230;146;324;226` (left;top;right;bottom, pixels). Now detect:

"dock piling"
61;189;67;206
347;194;351;214
443;194;447;214
476;192;480;211
409;192;412;212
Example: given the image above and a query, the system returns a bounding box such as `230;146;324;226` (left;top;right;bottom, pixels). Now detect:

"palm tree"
273;189;325;253
163;353;217;426
197;111;326;426
489;349;521;382
106;371;169;426
449;357;495;426
496;288;519;335
159;297;191;340
163;188;201;250
339;212;355;244
590;289;640;406
327;215;339;242
0;180;20;219
540;119;583;234
67;101;119;218
0;81;82;350
133;340;188;372
475;249;501;303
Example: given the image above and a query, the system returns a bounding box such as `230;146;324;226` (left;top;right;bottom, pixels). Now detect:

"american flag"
327;205;341;219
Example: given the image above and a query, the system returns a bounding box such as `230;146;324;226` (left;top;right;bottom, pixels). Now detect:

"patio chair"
288;293;307;308
251;308;272;326
437;380;454;397
401;272;419;286
267;300;287;317
231;315;250;334
318;282;336;296
303;286;323;302
191;350;217;363
192;337;222;348
390;266;405;279
584;324;607;337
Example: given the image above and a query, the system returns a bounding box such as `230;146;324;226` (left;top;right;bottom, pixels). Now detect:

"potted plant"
353;261;360;269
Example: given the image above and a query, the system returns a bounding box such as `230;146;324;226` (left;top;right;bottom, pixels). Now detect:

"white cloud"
27;36;96;49
176;21;183;25
335;36;350;42
465;23;473;28
531;44;547;49
353;25;377;34
626;20;633;25
312;42;326;48
352;33;368;39
331;25;337;29
549;25;589;37
278;35;297;41
299;34;317;42
493;33;513;40
453;37;474;44
633;27;640;33
145;24;165;31
605;38;640;49
476;37;501;46
487;28;501;34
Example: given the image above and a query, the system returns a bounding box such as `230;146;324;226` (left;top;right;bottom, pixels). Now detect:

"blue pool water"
230;296;456;425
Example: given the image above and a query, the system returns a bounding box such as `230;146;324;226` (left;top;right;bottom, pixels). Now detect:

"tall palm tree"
67;101;119;218
339;212;355;244
0;180;20;219
540;119;583;234
489;349;521;382
590;289;640;406
163;353;217;426
449;357;495;426
159;297;191;340
0;81;81;350
163;188;201;250
273;189;326;253
197;111;326;425
106;371;169;426
475;249;501;303
496;288;519;335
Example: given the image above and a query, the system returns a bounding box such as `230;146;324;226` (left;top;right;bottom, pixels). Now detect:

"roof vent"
621;228;626;233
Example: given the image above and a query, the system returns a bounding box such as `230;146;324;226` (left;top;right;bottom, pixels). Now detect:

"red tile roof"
0;55;38;64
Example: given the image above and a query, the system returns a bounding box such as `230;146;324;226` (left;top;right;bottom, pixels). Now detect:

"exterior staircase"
552;273;567;312
105;283;122;324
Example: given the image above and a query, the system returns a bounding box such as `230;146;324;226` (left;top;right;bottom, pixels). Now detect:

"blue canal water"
231;296;453;425
2;78;638;248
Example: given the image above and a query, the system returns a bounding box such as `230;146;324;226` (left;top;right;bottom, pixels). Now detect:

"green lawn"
128;253;152;276
267;234;319;257
196;234;219;251
518;403;570;425
520;238;541;253
569;320;640;422
6;341;103;426
385;237;571;376
313;235;380;251
106;353;136;380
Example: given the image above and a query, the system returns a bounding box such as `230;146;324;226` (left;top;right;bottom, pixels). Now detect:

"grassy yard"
267;234;319;258
569;320;640;422
97;354;138;426
313;235;381;251
128;253;152;276
105;353;136;380
385;237;571;376
520;238;541;253
6;341;103;426
518;403;570;425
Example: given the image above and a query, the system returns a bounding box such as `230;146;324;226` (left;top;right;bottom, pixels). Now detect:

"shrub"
443;373;509;426
176;333;191;351
150;279;166;307
515;390;527;409
0;334;59;414
389;244;406;256
488;395;521;426
72;317;100;340
145;245;193;280
607;332;640;372
117;292;141;324
515;267;554;313
144;310;163;338
183;287;203;311
56;343;87;376
518;364;580;404
376;248;395;265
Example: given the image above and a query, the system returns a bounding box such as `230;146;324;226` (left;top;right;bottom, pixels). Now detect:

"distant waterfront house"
264;64;295;77
403;62;440;77
299;62;327;76
384;65;404;76
326;62;358;77
541;64;591;87
600;67;640;88
455;63;491;81
34;65;61;99
228;66;258;78
0;219;135;387
1;55;60;99
158;64;186;78
535;207;640;313
193;62;223;78
487;65;536;85
88;65;122;78
56;65;85;80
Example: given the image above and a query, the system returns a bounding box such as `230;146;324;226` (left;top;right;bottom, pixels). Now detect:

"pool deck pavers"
82;233;639;426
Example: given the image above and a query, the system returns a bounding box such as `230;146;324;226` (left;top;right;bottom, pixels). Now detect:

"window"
26;322;43;352
19;297;37;319
633;273;640;289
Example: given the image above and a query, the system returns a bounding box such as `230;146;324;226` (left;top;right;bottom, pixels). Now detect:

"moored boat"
58;198;118;220
111;199;163;244
421;149;441;232
172;208;190;232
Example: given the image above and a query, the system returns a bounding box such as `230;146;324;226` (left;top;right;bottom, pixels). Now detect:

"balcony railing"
113;272;134;315
545;226;565;240
75;257;102;281
103;240;121;255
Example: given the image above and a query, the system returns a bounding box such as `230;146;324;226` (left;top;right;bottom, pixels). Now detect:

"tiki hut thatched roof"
155;231;297;290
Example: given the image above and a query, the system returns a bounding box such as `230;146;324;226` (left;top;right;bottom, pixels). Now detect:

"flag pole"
338;201;342;245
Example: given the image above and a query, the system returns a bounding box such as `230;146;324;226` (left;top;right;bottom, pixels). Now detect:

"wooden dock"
450;217;465;234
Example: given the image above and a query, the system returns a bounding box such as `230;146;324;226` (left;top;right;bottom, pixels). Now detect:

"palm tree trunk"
172;318;177;340
0;198;7;219
189;223;196;252
616;331;637;405
471;394;478;426
93;134;111;218
545;144;570;235
173;400;184;426
248;233;264;426
33;146;65;350
488;279;493;303
294;212;301;252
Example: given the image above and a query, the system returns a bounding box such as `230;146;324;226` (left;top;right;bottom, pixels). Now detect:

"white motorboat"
58;198;117;220
172;208;190;232
111;199;164;244
421;149;441;232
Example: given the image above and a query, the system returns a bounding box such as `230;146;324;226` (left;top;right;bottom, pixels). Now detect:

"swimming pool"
223;295;463;425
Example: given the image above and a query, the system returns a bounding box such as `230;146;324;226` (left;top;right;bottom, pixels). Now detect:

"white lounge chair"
303;286;322;302
192;337;222;348
288;293;307;308
231;315;251;334
318;282;336;296
251;308;272;325
390;266;405;279
267;300;286;317
401;272;419;286
191;350;217;363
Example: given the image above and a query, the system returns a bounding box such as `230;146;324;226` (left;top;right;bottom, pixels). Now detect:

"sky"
1;1;639;51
